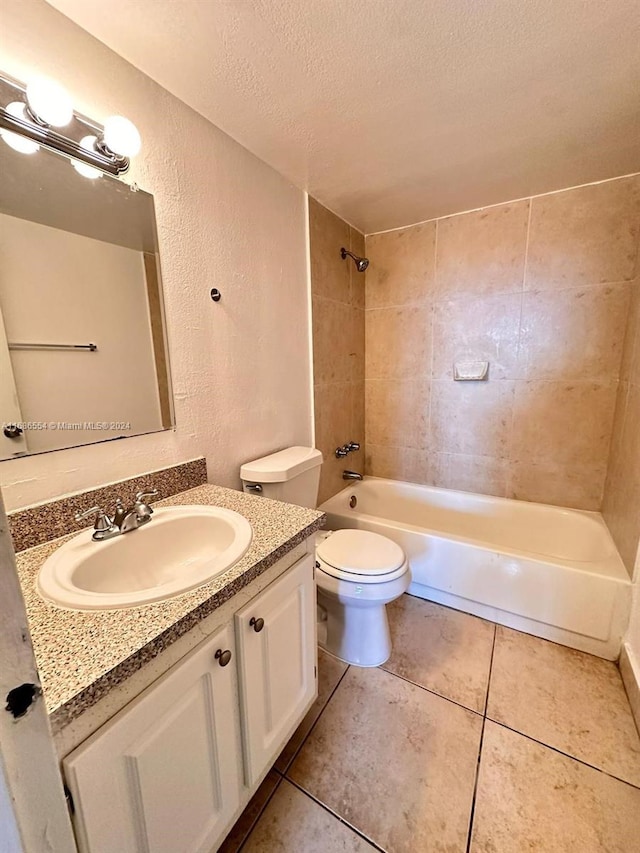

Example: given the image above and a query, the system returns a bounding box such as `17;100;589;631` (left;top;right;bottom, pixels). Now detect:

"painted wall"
309;199;365;503
0;213;162;455
364;174;640;511
0;0;312;510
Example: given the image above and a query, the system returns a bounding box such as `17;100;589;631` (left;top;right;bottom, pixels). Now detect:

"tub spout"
343;470;363;481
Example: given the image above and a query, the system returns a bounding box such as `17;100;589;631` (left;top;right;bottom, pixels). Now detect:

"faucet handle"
347;441;360;452
135;488;158;502
75;506;114;533
135;488;158;520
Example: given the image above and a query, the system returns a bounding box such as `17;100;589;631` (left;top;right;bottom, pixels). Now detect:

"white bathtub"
319;477;631;660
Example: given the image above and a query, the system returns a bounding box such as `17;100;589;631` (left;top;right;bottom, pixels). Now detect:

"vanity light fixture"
0;71;141;177
25;77;73;127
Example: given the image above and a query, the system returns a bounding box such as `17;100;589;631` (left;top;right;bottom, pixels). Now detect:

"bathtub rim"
319;476;629;583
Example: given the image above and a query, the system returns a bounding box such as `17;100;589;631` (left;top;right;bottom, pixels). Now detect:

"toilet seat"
316;529;408;584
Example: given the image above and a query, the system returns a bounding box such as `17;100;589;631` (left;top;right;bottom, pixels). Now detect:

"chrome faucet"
343;470;363;481
75;489;159;541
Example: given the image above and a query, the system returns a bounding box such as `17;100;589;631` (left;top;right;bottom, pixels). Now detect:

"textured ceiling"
46;0;640;233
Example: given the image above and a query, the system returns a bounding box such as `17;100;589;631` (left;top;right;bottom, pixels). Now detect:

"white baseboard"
619;642;640;733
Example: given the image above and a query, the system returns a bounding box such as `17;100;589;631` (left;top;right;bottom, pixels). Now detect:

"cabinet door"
64;625;242;853
235;554;317;785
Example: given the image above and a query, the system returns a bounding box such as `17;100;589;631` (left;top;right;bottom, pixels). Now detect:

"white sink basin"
37;505;253;611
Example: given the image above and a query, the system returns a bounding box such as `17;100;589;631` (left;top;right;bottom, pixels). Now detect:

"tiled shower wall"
602;284;640;574
309;198;366;503
364;174;640;511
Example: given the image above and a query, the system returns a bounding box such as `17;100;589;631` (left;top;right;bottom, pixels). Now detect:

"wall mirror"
0;141;174;460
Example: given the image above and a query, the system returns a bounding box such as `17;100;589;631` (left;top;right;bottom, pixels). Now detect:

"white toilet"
240;446;411;666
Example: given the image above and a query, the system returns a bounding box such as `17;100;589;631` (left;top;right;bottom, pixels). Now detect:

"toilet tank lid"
240;446;323;483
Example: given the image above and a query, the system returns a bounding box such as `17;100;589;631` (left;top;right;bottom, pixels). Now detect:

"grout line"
485;719;640;792
462;622;498;851
378;664;485;718
238;663;353;849
279;662;351;776
464;715;487;853
235;774;283;853
363;277;634;313
483;623;498;717
284;777;387;852
365;171;640;237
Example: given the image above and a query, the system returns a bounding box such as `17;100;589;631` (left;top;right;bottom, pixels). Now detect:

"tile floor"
220;595;640;852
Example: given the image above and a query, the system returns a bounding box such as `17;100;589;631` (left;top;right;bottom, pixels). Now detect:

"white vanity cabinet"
235;553;317;785
63;553;316;853
64;623;242;853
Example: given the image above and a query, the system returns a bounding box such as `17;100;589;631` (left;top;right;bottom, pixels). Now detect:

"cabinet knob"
215;649;232;667
249;617;264;633
3;424;23;439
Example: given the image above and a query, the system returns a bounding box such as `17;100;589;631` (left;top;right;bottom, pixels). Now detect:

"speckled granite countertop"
15;484;324;727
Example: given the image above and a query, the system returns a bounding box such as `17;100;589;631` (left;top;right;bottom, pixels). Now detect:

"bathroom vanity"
13;480;324;853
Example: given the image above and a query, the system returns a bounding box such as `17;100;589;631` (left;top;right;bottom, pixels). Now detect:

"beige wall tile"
312;296;352;386
471;722;640;853
431;452;509;497
619;283;640;385
435;200;529;299
349;226;367;308
432;293;521;380
365;221;436;308
402;447;431;484
365;304;432;380
526;175;640;290
315;382;354;503
351;381;365;448
349;306;366;383
309;197;351;303
310;200;366;503
364;444;405;479
511;380;617;467
429;380;515;458
364;445;430;483
603;384;640;571
365;378;430;448
518;284;631;381
509;458;606;510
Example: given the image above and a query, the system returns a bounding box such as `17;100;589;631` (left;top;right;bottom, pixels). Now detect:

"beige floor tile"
275;649;348;773
487;626;640;786
288;666;482;852
470;722;640;853
243;779;378;852
382;596;495;713
218;770;280;853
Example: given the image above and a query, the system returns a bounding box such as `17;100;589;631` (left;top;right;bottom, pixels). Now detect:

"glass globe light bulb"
103;115;141;157
26;77;73;127
72;139;102;179
0;102;39;154
72;160;101;180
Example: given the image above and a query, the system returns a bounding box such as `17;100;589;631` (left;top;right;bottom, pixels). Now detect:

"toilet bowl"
240;446;410;667
315;529;410;666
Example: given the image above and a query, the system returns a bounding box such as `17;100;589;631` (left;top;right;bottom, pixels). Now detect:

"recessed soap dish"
453;361;489;381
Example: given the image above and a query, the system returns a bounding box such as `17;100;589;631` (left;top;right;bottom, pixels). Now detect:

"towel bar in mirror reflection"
0;139;174;460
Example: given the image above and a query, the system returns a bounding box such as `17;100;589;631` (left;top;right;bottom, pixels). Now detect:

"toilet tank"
240;446;323;508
